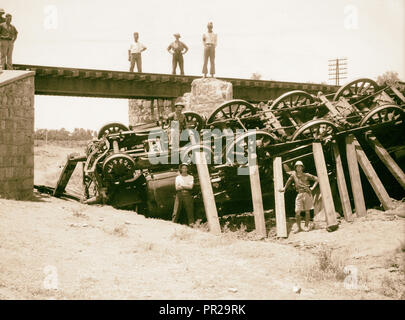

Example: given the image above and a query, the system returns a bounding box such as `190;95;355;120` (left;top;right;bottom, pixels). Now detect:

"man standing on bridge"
167;33;188;75
0;14;18;70
202;22;217;78
128;32;147;73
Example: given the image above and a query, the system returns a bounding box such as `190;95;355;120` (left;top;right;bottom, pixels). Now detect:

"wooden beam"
390;86;405;103
273;157;287;237
353;138;395;210
248;153;267;238
345;134;367;217
332;143;354;222
189;131;221;235
312;142;339;230
366;135;405;189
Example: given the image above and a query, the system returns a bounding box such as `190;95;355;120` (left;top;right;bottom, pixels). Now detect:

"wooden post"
353;138;395;210
346;134;367;217
332;143;354;222
390;86;405;103
312;142;339;230
273;157;287;237
248;153;267;238
189;131;221;235
366;135;405;190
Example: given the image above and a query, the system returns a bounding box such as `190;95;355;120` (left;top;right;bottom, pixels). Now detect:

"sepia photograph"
0;0;404;308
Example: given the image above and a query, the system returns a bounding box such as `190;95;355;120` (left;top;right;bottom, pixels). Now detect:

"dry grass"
303;245;347;282
111;224;129;237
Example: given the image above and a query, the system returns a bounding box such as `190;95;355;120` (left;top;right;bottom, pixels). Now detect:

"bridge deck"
14;64;338;102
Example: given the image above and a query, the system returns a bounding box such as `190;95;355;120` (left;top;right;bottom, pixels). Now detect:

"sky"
2;0;405;131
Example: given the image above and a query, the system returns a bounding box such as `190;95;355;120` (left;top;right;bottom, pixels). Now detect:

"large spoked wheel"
180;144;215;174
269;90;317;135
98;122;129;139
102;153;136;184
359;105;404;128
333;78;379;103
225;130;273;165
183;111;206;131
206;100;258;130
292;119;340;143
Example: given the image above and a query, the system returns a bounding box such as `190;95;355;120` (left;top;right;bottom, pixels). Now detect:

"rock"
228;287;238;293
82;224;89;227
124;221;131;225
179;78;233;118
292;286;301;294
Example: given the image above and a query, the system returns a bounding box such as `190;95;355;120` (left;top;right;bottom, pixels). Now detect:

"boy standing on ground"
279;161;318;233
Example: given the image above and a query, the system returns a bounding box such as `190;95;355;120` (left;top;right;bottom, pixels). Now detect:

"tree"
376;71;401;86
250;72;262;80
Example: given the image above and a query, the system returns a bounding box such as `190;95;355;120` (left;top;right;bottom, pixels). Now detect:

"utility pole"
328;58;348;86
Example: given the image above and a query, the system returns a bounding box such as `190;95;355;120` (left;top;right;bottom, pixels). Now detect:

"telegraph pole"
328;58;348;86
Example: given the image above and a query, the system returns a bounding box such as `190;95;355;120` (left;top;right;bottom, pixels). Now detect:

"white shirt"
175;174;194;191
203;32;217;47
129;41;146;54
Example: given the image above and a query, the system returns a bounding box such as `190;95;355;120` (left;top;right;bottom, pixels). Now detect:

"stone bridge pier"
0;71;35;200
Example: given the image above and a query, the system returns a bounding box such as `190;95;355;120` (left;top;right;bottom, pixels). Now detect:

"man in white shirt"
172;163;195;225
202;22;217;78
128;32;147;73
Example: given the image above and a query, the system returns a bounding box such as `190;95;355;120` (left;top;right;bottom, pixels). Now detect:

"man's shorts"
295;192;314;212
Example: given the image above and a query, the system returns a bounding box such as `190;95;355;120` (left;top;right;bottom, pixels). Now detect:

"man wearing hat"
172;163;195;225
167;33;188;75
202;22;217;77
0;9;6;24
279;161;318;233
167;102;188;152
0;14;18;70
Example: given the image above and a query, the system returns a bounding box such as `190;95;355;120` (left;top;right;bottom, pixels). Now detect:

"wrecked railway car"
51;78;405;220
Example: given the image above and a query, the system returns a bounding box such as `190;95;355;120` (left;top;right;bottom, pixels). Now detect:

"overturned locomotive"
53;78;405;220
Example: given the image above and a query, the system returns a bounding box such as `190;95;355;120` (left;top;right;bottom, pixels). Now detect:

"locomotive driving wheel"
359;105;404;128
333;78;379;103
291;119;340;143
206;100;258;131
269;90;317;136
97;122;129;139
102;153;136;183
183;111;206;131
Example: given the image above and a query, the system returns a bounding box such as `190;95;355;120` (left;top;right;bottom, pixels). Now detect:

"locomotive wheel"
206;100;257;130
269;90;316;132
102;153;136;183
97;122;129;139
183;111;206;131
333;78;379;102
180;145;215;173
224;130;273;166
359;105;404;128
291;119;340;143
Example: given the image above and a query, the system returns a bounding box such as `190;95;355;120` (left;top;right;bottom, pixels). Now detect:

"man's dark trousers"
172;190;194;224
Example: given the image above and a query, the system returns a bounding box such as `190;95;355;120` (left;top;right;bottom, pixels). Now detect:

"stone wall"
0;71;35;200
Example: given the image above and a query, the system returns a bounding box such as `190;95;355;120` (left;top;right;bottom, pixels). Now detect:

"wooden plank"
366;135;405;189
189;132;221;235
53;156;83;197
353;138;395;210
345;134;367;217
332;143;354;222
312;142;339;230
273;157;287;237
390;86;405;103
248;153;267;238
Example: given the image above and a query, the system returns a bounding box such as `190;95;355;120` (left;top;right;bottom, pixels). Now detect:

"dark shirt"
168;111;187;130
168;41;188;54
0;22;18;40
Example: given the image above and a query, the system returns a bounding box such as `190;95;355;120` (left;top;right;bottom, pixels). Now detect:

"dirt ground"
0;141;404;300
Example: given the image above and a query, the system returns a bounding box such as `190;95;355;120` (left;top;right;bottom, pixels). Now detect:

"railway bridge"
13;64;338;102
